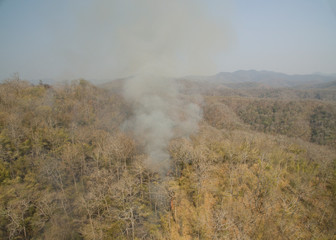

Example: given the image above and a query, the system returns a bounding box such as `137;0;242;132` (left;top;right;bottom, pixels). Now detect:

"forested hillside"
204;97;336;147
0;77;335;239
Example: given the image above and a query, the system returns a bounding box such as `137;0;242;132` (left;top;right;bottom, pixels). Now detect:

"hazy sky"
0;0;335;81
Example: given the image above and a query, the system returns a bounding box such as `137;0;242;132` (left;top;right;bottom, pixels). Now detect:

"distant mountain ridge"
185;70;336;89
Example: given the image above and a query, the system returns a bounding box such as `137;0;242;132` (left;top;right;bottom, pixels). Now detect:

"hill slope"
0;77;335;239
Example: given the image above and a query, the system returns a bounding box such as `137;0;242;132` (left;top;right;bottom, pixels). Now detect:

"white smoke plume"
123;75;201;173
116;0;229;173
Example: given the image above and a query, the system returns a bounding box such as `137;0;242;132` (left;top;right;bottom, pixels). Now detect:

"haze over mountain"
185;70;336;88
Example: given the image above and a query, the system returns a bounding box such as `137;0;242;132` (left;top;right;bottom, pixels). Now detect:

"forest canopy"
0;76;335;239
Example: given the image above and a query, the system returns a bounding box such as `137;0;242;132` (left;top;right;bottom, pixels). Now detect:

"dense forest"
0;76;335;239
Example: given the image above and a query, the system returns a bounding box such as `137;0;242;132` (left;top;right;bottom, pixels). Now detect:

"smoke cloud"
112;0;229;77
117;0;229;173
123;75;202;173
61;0;230;79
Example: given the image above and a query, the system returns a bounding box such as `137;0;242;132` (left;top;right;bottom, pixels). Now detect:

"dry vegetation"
0;77;335;239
